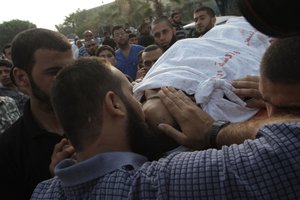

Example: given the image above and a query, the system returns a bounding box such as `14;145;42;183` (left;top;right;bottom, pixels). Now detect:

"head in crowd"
171;11;183;25
128;33;138;45
84;39;98;56
141;44;163;73
2;44;12;61
193;6;216;36
76;39;83;48
11;28;72;111
238;0;300;38
137;50;144;70
0;59;13;87
51;57;176;160
95;45;116;66
259;36;300;117
151;16;177;51
138;22;151;35
104;31;111;38
112;25;129;48
83;30;94;42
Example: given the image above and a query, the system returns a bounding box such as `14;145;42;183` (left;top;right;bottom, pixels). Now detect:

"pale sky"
1;0;115;30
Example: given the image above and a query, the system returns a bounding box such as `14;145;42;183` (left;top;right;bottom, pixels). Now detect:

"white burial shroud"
133;16;271;122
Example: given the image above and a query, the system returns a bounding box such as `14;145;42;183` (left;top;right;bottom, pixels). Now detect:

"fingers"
231;75;264;108
245;98;266;109
232;75;259;83
49;138;75;176
158;123;188;146
52;138;69;154
233;88;262;99
158;86;214;149
231;75;259;90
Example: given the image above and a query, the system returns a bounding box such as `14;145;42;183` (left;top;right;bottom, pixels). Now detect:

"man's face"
98;50;116;66
116;70;177;160
194;11;216;35
85;40;97;56
84;31;94;42
0;66;12;86
152;22;175;50
29;48;73;110
141;48;163;72
3;47;12;61
172;13;182;24
113;28;129;47
259;75;300;117
128;37;138;45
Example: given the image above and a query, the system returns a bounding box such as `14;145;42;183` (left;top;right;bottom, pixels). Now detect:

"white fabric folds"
133;17;271;122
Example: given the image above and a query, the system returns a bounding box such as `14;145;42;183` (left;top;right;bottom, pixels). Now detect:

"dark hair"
151;16;173;29
171;12;180;19
51;57;123;151
238;0;300;37
11;28;71;74
111;25;125;35
194;6;216;17
138;22;150;33
143;44;162;53
95;45;115;57
2;43;11;55
128;33;137;39
261;36;300;84
0;59;13;68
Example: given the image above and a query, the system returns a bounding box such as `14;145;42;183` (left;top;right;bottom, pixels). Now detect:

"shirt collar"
55;151;148;186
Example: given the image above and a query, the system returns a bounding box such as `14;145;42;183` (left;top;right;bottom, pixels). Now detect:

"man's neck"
119;44;131;57
30;99;64;135
119;43;131;51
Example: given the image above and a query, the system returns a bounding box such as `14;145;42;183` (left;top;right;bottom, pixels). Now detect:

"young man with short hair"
0;28;73;199
151;16;177;52
193;6;216;37
112;25;144;80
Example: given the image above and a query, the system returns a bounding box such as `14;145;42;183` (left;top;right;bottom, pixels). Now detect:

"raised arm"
157;87;265;149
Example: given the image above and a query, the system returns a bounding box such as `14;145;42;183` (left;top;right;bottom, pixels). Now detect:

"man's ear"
212;16;217;25
172;27;176;35
104;91;126;117
12;67;30;92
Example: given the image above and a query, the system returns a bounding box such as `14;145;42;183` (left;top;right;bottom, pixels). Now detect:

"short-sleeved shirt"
31;122;300;199
115;44;144;80
0;101;64;200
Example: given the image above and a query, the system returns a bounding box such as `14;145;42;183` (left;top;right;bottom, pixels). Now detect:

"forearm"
216;121;259;148
215;113;300;148
216;111;269;148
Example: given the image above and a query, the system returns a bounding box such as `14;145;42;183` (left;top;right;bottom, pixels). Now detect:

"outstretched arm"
157;87;264;149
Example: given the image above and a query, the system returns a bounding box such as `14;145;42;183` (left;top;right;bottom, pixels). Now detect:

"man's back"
32;122;300;199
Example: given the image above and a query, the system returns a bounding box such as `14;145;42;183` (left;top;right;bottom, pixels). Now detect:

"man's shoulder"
132;44;144;50
0;115;24;150
31;177;63;199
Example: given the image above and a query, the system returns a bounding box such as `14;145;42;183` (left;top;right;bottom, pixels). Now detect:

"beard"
124;99;179;161
29;75;53;111
117;39;129;48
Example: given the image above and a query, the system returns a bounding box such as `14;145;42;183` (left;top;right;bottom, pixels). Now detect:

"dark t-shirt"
138;34;155;47
0;101;64;199
102;38;117;50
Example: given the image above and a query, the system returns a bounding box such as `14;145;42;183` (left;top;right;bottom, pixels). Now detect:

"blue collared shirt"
115;44;144;80
31;122;300;199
